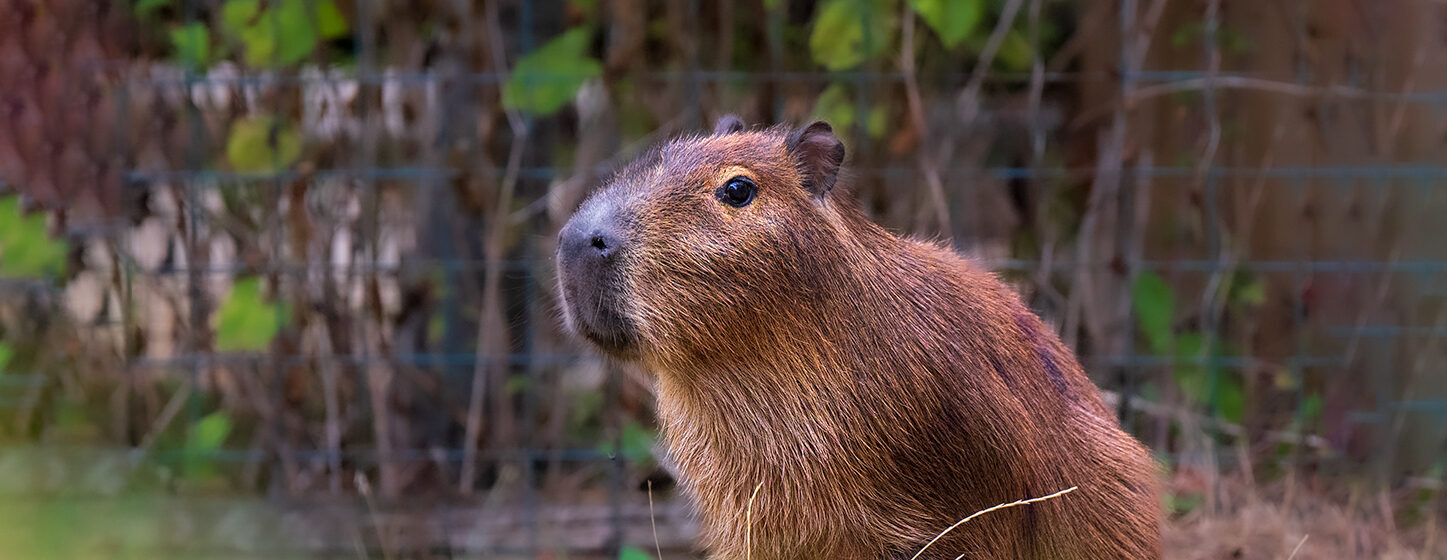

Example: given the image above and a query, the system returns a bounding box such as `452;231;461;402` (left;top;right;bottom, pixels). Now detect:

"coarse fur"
555;118;1162;559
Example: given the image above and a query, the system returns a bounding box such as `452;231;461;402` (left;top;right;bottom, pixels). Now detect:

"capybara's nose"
557;198;627;278
559;218;623;267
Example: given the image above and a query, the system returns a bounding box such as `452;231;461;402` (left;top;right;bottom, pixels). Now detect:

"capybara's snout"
556;193;636;353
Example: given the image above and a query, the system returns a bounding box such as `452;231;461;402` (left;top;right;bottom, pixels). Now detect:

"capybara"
555;116;1161;559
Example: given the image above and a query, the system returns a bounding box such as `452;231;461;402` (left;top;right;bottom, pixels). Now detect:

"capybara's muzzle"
556;196;637;353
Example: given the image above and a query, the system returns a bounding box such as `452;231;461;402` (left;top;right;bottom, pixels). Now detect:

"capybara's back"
555;116;1162;558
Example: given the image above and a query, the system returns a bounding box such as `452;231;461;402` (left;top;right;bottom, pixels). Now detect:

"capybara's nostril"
583;230;621;258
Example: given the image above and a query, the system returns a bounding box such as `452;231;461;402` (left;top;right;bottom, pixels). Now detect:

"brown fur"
557;120;1162;559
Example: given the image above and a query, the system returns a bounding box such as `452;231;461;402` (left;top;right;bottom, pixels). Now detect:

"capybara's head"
556;116;850;363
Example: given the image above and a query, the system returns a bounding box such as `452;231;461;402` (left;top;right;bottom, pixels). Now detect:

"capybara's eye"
716;176;757;208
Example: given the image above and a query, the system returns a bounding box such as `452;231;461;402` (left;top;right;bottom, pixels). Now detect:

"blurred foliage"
812;84;888;141
1165;490;1203;517
134;0;171;18
226;116;303;173
1169;21;1253;56
213;277;287;352
991;26;1035;71
220;0;349;67
1133;271;1246;424
502;28;603;116
146;0;350;69
0;447;288;560
182;411;234;482
169;22;211;67
1132;271;1175;356
599;418;657;465
0;494;165;560
911;0;984;48
618;546;654;560
0;197;67;280
809;0;897;70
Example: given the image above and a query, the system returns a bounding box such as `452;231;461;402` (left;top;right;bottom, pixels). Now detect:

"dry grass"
705;468;1445;560
1163;472;1446;560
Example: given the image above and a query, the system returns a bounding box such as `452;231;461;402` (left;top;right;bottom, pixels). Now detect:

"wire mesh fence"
1;0;1445;558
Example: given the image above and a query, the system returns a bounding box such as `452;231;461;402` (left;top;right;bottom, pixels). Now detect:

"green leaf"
313;0;350;39
1132;271;1174;355
910;0;982;48
237;22;280;66
1171;332;1205;405
1170;332;1246;422
1296;393;1325;431
619;546;654;560
0;342;12;372
221;0;262;36
224;0;339;67
619;421;655;463
170;23;211;68
502;28;602;116
809;0;896;70
214;277;287;351
1173;331;1206;358
994;29;1034;72
866;105;888;139
1233;274;1266;307
1174;369;1206;407
134;0;171;17
226;116;302;173
0;197;67;280
190;412;232;452
811;84;889;140
1299;394;1323;426
505;374;530;396
183;411;233;480
1215;376;1245;424
1169;22;1252;55
266;0;322;65
597;420;655;464
1166;491;1202;516
569;0;599;14
1169;22;1202;49
812;83;856;130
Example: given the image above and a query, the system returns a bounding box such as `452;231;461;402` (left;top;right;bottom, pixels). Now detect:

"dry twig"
1285;534;1309;560
910;486;1079;560
461;0;530;495
746;480;764;560
649;480;665;560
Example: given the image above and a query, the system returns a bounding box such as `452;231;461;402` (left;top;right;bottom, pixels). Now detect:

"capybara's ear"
786;121;846;197
713;114;746;135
